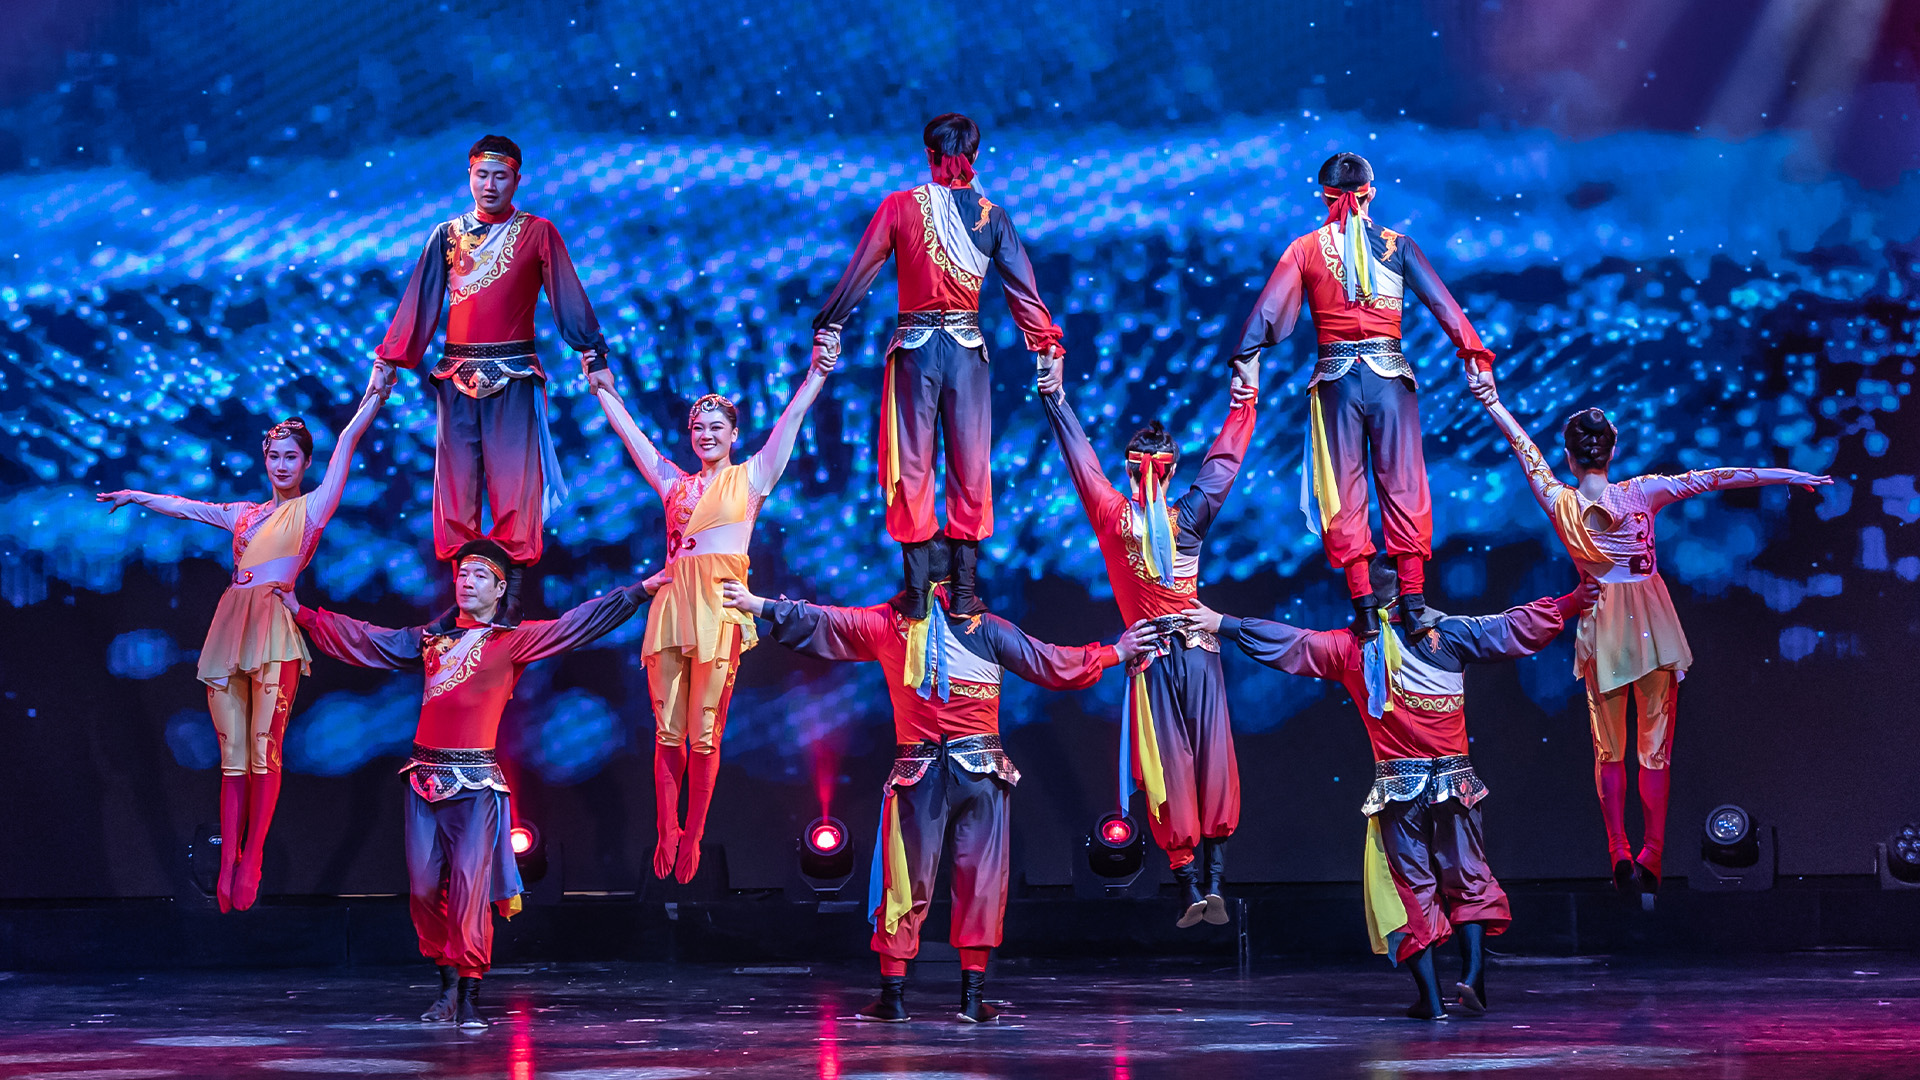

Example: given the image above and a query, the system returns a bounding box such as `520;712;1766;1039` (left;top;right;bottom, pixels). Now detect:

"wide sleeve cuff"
1095;644;1120;669
1217;616;1244;641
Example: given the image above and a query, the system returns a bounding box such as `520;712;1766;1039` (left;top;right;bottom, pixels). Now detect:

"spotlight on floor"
1075;812;1146;897
795;815;854;896
509;822;548;885
1875;823;1920;890
1696;803;1774;891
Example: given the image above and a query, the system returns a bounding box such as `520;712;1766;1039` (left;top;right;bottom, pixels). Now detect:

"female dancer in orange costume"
594;338;835;883
97;389;386;910
1468;368;1828;898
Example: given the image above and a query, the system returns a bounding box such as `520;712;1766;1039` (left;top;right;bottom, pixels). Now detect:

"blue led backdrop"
2;0;1916;897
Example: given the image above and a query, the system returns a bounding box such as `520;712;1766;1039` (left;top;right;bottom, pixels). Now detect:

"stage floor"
1;953;1917;1079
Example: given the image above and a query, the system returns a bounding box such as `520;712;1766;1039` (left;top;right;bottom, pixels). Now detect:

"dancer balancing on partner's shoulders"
721;555;1156;1025
96;388;387;912
811;112;1066;619
1467;366;1830;899
1216;151;1495;641
273;542;649;1030
1184;567;1596;1020
369;133;615;618
1036;352;1258;928
592;334;837;884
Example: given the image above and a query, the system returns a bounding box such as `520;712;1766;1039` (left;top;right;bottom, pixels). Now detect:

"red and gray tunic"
378;208;609;391
811;180;1063;357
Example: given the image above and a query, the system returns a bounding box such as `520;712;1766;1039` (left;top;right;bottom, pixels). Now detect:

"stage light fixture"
795;815;854;896
1697;802;1774;891
1082;812;1145;890
509;821;548;885
1875;822;1920;890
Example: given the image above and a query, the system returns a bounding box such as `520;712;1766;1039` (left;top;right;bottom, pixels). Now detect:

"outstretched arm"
1178;394;1259;539
813;196;899;332
1213;244;1306;369
538;222;611;377
306;391;387;530
506;583;650;663
277;588;423;671
1466;369;1562;515
1440;582;1595;664
746;348;837;495
375;222;450;372
1185;603;1353;681
975;615;1156;691
724;581;890;664
986;206;1065;357
1640;467;1832;512
1039;388;1127;526
95;489;241;530
594;388;681;500
1402;237;1493;372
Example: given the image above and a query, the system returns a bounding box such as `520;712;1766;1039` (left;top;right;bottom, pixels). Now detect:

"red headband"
1322;183;1373;225
930;153;976;188
457;553;508;583
1127;450;1176;505
470;150;520;171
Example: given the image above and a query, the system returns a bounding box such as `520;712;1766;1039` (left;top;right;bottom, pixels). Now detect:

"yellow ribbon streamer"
1131;671;1169;823
901;614;930;690
880;791;913;935
1308;389;1341;532
1362;817;1409;956
881;353;903;506
1377;609;1403;714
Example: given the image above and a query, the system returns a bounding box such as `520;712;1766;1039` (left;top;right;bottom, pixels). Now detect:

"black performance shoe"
1173;861;1208;928
419;965;457;1023
1613;859;1641;896
1398;592;1438;640
1351;596;1381;642
946;537;988;617
454;976;487;1030
1201;837;1230;925
856;976;909;1022
890;541;935;620
1638;863;1660;911
957;970;1000;1023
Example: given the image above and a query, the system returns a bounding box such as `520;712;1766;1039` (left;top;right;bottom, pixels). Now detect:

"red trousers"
432;375;548;564
1378;795;1508;962
1314;367;1432;575
1138;642;1239;866
873;756;1010;960
882;335;993;543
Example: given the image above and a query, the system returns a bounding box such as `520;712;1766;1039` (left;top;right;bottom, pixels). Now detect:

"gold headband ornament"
469;151;520;171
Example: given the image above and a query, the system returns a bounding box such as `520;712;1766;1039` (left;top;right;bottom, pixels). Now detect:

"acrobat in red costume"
1186;569;1590;1020
1471;372;1831;898
721;562;1148;1024
372;134;614;584
811;112;1065;619
282;540;647;1030
1039;359;1257;927
1217;151;1494;639
96;392;385;912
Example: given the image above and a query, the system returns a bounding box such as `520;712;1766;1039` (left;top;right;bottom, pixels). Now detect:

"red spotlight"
808;822;844;855
1100;816;1134;847
510;825;536;856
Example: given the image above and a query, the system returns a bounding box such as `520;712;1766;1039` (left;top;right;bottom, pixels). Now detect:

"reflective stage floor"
2;953;1918;1079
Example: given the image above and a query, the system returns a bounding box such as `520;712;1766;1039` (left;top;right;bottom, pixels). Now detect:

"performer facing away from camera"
1036;352;1258;928
274;541;648;1029
722;552;1154;1025
1468;367;1830;900
811;112;1066;620
371;133;614;615
1216;151;1495;642
1185;567;1594;1020
96;389;386;912
592;336;836;885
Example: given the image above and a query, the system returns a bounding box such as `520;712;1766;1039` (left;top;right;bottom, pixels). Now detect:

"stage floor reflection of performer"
1037;355;1257;927
593;340;834;884
722;558;1151;1025
278;541;647;1029
1186;568;1592;1020
97;390;385;912
1470;369;1830;899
